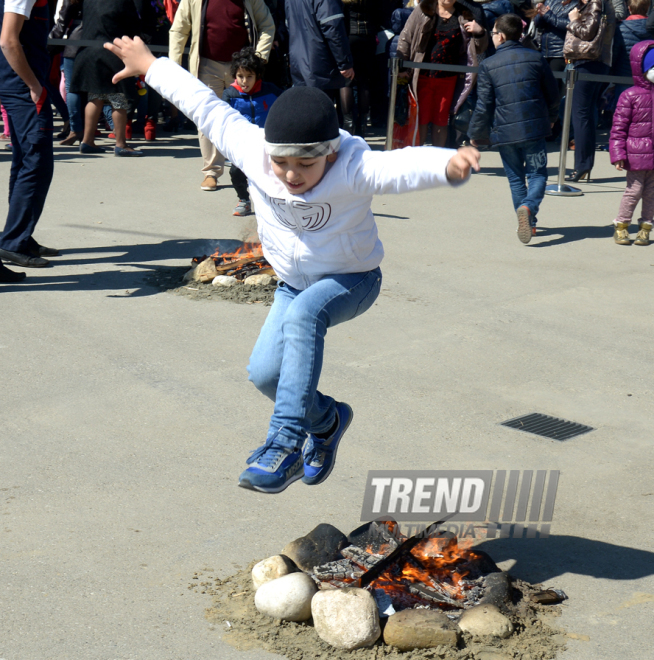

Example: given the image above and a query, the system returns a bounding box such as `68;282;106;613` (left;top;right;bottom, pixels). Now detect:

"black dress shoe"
0;262;27;282
0;248;49;267
30;243;60;257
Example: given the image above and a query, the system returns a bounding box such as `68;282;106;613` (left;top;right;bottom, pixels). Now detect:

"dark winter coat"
482;0;513;31
609;40;654;171
533;0;578;58
612;16;648;78
70;0;155;98
388;7;413;58
468;40;559;146
648;8;654;38
285;0;354;89
221;80;281;128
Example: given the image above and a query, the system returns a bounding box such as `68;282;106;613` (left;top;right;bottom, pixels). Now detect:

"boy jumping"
468;14;559;244
105;36;481;494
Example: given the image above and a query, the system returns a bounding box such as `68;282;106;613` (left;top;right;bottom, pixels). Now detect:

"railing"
47;38;184;55
387;58;635;197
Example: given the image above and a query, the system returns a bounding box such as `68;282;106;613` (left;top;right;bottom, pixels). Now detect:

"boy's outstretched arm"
104;37;260;169
346;145;480;196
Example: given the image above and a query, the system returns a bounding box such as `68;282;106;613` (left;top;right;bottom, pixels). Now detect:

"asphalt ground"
1;126;653;660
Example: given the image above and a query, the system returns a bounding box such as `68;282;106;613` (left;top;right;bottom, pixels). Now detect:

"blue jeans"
0;87;54;253
63;57;83;134
498;138;548;222
247;268;382;451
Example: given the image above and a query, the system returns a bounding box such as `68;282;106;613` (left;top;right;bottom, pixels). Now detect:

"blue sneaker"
302;402;353;485
238;438;304;493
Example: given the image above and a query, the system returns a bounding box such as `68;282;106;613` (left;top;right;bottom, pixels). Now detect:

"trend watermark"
360;470;559;539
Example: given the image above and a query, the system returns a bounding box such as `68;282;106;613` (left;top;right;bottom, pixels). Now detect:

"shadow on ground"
0;237;231;296
475;535;654;585
530;224;614;247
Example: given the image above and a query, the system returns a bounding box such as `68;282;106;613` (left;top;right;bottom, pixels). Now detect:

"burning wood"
191;242;275;282
341;546;386;570
312;558;364;581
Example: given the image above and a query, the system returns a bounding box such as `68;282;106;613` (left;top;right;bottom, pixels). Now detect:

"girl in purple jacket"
609;40;654;246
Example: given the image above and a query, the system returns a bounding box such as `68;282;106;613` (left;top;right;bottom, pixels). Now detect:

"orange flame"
210;241;263;263
367;536;482;608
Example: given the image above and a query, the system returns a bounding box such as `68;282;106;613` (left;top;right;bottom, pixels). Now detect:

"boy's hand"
104;36;157;84
615;160;625;171
446;147;481;182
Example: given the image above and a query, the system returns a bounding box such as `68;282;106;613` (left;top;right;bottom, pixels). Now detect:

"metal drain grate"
501;413;594;441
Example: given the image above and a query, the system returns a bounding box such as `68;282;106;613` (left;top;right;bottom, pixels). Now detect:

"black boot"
342;113;354;135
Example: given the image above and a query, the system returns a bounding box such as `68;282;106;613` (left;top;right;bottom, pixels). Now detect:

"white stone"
254;572;316;622
244;274;273;287
458;604;514;639
311;588;381;650
212;275;238;287
193;258;218;283
252;555;296;590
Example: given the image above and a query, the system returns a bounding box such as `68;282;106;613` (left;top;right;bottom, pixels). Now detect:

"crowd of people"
1;0;654;283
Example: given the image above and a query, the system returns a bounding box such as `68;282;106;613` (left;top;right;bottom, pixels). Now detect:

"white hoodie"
146;58;465;291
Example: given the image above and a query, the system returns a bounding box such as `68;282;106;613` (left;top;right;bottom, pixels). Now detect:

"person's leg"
230;166;252;214
572;63;607;174
197;58;228;182
0;90;54;257
432;76;457;148
615;170;642;225
240;269;382;492
112;108;128;148
1;103;10;138
268;269;382;448
521;139;549;220
62;57;83;138
82;98;104;147
499;142;534;243
570;77;592;173
498;143;528;211
640;170;654;223
247;283;295;403
230;165;250;198
417;76;435;146
44;79;69;124
614;170;642;244
634;170;654;245
340;84;355;133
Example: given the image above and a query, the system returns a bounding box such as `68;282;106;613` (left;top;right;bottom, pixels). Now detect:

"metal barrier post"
545;68;582;197
386;58;400;151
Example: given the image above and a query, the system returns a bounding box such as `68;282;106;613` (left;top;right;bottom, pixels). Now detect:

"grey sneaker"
233;199;253;216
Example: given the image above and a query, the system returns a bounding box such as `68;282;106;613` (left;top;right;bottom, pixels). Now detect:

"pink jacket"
609;40;654;171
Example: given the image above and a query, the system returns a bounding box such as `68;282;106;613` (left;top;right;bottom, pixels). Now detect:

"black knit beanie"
264;86;341;158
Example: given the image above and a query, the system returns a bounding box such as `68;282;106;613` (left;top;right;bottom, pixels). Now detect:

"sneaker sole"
201;186;218;191
238;469;304;494
302;404;353;486
516;207;532;244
